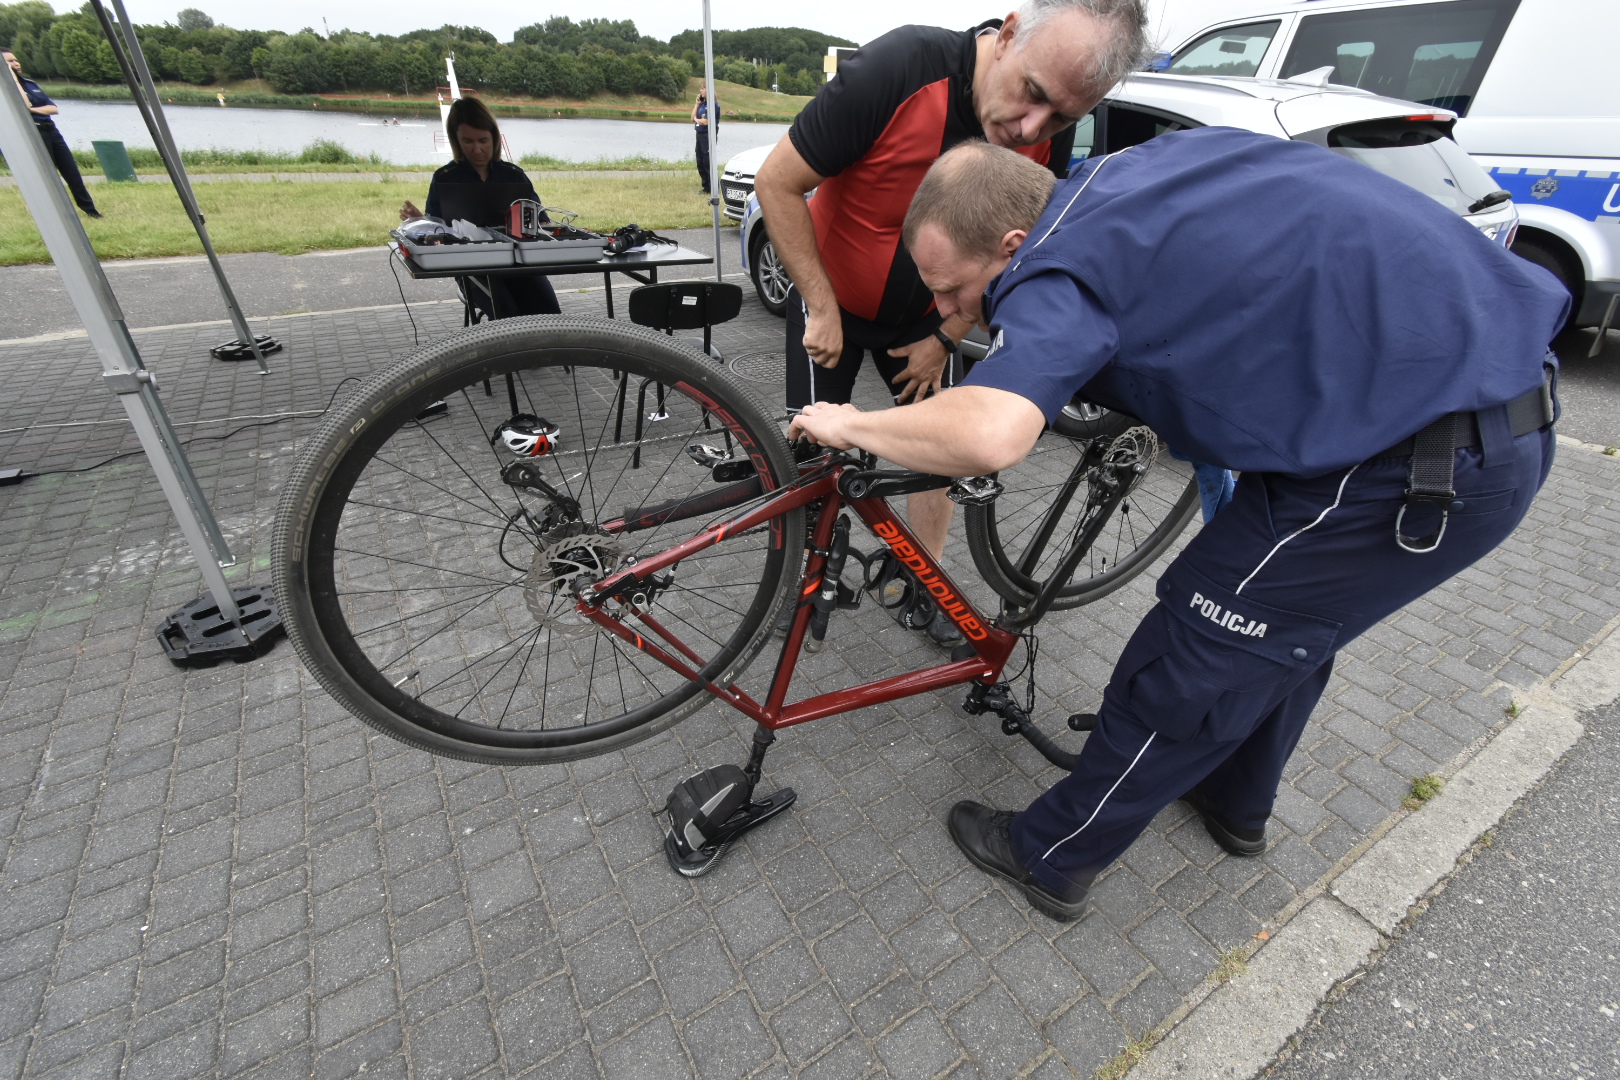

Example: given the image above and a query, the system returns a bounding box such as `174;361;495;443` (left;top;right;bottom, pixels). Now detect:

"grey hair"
1013;0;1151;94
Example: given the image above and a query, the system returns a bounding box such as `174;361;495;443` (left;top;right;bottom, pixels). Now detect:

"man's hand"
400;200;422;221
887;334;951;403
802;307;845;368
789;402;863;449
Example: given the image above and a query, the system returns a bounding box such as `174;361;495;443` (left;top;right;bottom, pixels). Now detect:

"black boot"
947;801;1089;922
1181;787;1266;857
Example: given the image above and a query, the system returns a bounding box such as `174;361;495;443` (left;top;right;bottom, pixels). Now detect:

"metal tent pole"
0;66;245;629
91;0;272;374
702;0;723;282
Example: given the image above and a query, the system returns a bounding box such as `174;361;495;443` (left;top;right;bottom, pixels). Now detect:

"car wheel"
750;230;791;318
1511;233;1581;333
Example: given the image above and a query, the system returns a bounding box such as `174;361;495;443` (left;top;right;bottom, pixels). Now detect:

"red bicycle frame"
582;464;1021;731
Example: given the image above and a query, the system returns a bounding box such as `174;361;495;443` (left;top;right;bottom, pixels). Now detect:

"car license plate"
725;186;748;203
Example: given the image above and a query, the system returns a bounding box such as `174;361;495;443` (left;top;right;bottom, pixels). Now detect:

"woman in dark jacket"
400;97;559;319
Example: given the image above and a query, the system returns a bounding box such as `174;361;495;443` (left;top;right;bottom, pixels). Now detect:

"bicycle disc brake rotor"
525;522;622;636
1104;426;1163;488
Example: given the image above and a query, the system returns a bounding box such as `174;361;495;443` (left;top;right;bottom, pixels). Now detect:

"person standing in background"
4;49;100;218
692;87;716;194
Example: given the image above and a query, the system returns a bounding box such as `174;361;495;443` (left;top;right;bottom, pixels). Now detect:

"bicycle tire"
964;417;1199;612
272;317;804;765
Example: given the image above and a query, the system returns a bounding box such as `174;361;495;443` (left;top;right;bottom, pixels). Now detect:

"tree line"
0;3;853;102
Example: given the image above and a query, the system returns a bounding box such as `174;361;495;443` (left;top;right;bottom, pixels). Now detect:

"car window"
1071;112;1098;161
1103;105;1196;154
1279;0;1520;114
1168;21;1281;77
1328;118;1499;214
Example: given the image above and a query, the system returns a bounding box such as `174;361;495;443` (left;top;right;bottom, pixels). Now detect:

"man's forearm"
829;387;1047;476
754;140;837;315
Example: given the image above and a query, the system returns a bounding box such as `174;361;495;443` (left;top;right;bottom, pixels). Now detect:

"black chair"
627;281;743;362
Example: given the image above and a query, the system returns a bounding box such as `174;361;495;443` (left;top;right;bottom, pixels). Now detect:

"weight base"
157;585;285;667
663;787;797;877
211;335;282;362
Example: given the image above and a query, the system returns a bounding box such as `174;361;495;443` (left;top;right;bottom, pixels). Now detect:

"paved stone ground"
1;287;1617;1080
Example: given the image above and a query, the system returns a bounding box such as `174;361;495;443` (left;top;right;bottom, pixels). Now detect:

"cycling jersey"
789;21;1075;325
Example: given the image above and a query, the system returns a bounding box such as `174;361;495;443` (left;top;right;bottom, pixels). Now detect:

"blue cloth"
1009;425;1555;894
1170;450;1235;523
19;76;56;128
965;126;1569;478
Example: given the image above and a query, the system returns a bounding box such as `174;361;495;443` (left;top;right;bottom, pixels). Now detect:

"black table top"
390;242;713;280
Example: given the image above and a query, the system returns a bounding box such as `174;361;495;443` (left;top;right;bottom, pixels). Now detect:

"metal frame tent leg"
88;0;278;372
0;59;276;662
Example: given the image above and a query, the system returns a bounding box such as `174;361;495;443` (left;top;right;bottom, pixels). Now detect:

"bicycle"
271;318;1198;875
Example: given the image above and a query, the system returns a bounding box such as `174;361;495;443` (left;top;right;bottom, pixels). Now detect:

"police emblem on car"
1530;176;1559;200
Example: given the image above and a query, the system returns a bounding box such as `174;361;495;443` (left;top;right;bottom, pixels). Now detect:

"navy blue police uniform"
694;97;715;194
424;157;560;320
18;75;98;216
963;126;1567;899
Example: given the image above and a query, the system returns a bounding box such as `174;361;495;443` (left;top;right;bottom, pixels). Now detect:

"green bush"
297;139;362;164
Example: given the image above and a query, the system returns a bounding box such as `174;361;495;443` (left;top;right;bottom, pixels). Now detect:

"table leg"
603;272;615;319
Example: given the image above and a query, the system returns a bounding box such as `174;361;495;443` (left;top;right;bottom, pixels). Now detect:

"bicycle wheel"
964;405;1199;612
272;317;804;765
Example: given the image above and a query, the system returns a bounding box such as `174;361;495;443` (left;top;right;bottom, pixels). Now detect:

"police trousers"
36;123;96;213
1010;423;1556;896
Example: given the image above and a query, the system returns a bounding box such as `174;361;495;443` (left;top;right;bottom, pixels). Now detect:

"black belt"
1373;377;1555;460
1384;370;1555;554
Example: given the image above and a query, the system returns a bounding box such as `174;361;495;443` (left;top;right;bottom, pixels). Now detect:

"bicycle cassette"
494;414;561;458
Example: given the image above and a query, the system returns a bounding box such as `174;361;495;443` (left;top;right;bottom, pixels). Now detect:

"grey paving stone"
1;300;1612;1080
1045;993;1127;1077
496;976;584;1072
767;982;852;1067
679;991;775;1080
744;941;822;1013
877;1009;961;1080
652;930;737;1019
580;978;663;1048
949;983;1048;1079
815;917;903;1004
405;998;499;1080
989;932;1085;1020
566;919;654;1012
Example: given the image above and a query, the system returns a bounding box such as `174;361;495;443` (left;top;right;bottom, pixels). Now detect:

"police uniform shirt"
19;76;57;128
964;126;1570;478
423;158;538;221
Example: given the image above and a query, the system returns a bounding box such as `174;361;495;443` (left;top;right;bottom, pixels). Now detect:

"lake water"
52;100;790;166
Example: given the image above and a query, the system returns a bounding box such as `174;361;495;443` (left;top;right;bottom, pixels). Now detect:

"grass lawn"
0;173;728;265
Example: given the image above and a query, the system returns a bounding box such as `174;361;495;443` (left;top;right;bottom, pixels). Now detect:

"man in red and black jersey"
755;0;1148;642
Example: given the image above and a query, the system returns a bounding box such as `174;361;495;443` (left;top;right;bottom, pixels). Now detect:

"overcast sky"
104;0;1265;51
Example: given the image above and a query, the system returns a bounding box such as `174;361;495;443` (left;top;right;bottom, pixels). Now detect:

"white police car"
1163;0;1618;337
724;144;796;315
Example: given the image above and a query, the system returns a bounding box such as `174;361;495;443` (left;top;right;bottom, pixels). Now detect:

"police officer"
691;87;715;195
790;134;1565;921
4;49;100;218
